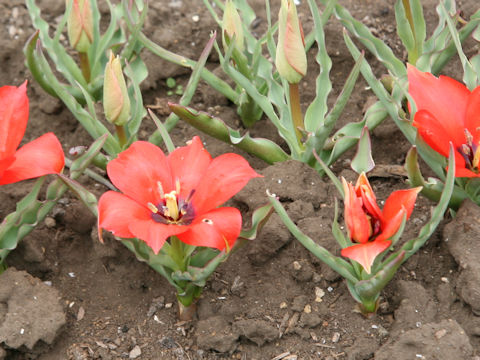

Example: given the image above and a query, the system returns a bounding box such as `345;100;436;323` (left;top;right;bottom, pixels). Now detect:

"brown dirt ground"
1;0;480;359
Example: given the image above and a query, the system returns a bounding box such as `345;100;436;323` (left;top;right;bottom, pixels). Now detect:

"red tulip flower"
98;137;261;254
408;64;480;177
341;173;421;273
0;82;64;185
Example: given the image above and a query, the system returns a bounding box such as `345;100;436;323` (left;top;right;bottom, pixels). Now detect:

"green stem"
79;52;91;83
402;0;419;64
170;236;187;271
289;82;303;145
402;0;414;34
115;125;127;148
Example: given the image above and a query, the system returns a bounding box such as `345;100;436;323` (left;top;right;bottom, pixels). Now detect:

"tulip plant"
96;136;269;319
320;0;480;209
270;150;455;314
0;83;64;272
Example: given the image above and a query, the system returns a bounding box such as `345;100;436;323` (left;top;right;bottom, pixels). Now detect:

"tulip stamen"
150;188;195;226
458;129;480;173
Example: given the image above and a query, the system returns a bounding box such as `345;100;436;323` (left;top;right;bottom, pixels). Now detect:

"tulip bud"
275;0;307;84
103;52;131;126
222;0;245;53
66;0;93;53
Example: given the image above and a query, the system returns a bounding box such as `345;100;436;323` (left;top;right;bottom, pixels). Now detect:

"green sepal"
351;127;375;174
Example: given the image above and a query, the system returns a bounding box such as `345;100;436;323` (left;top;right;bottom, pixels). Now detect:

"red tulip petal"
341;240;391;274
0;156;15;178
376;207;406;242
0;133;64;185
408;65;468;146
465;86;480;142
98;191;150;239
177;207;242;250
168;136;212;199
191;153;261;213
413;109;464;159
382;187;421;224
128;218;186;254
107;141;173;206
453;166;480;178
0;82;29;159
356;173;383;221
342;178;371;244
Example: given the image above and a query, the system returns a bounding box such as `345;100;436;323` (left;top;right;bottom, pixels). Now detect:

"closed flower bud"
275;0;307;84
222;0;245;53
66;0;93;53
103;52;131;126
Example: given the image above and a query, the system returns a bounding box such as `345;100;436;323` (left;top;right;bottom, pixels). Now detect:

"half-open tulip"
408;65;480;177
275;0;307;84
341;173;421;273
98;137;261;254
0;83;64;186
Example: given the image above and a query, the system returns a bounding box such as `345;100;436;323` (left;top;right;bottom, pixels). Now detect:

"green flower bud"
275;0;307;84
66;0;93;53
103;52;131;126
222;0;245;53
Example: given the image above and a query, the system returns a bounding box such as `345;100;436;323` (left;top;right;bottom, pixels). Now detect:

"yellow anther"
164;191;179;220
147;202;159;213
473;144;480;171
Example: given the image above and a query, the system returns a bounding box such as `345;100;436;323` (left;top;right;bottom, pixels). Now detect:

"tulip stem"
115;125;127;148
289;82;304;145
401;0;419;64
79;52;91;83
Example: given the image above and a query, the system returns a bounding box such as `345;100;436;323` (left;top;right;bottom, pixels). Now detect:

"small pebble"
435;328;447;339
192;15;199;22
44;217;56;228
280;302;288;309
315;287;325;302
303;304;311;314
331;332;340;343
165;303;173;309
293;261;302;270
129;345;141;359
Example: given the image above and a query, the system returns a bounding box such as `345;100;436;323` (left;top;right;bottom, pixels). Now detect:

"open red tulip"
341;173;421;273
0;82;65;185
98;137;261;254
408;64;480;177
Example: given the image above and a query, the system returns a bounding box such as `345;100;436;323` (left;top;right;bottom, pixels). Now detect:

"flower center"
457;129;480;173
148;180;195;225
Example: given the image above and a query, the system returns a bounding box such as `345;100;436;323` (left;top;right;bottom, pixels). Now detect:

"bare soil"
1;0;480;359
